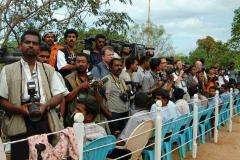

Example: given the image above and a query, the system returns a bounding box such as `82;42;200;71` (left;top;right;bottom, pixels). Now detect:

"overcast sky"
102;0;239;54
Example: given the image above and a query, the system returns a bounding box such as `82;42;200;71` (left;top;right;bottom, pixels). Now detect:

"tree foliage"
0;0;133;48
189;36;240;69
127;23;174;57
229;7;240;52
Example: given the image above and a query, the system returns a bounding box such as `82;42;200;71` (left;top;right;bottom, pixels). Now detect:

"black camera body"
119;92;129;103
27;81;41;122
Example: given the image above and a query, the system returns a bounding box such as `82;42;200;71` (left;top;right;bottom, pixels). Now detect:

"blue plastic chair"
184;112;193;151
199;106;215;144
142;119;173;160
163;114;188;160
83;135;116;160
218;102;229;129
234;96;240;117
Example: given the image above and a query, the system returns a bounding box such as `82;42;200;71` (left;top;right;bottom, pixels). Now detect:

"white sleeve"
0;68;8;99
51;71;67;96
56;50;68;70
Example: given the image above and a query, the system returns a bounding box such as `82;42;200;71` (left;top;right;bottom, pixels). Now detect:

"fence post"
214;90;219;143
192;94;198;159
229;88;233;133
73;113;85;160
154;100;162;160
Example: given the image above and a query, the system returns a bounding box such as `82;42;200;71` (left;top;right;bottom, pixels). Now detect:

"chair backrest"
125;120;154;160
162;119;173;138
171;114;188;134
205;106;215;122
83;135;116;160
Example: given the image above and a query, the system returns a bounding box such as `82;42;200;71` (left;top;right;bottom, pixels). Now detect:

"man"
218;68;229;87
132;56;151;90
91;46;114;79
151;89;178;123
119;92;152;143
158;57;174;91
56;29;78;77
37;42;69;118
70;97;131;160
142;58;164;95
104;58;129;136
90;34;106;65
195;59;207;80
120;56;139;91
0;30;65;160
42;31;63;66
64;53;102;126
37;43;51;63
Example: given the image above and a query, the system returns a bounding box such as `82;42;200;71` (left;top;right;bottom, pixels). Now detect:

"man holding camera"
0;30;65;160
56;29;78;77
64;53;104;126
104;58;129;136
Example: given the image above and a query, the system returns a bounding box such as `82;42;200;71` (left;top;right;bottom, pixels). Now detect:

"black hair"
76;97;100;118
139;56;151;65
134;92;149;109
21;29;41;44
39;43;51;53
125;56;137;70
101;46;114;56
150;58;160;71
173;88;185;101
95;34;106;41
153;88;170;100
188;87;198;98
64;29;78;39
76;53;90;63
109;58;122;68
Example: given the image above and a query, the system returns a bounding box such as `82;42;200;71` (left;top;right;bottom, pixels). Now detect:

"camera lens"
29;103;42;122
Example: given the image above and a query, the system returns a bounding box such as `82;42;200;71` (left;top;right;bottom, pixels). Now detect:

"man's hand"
21;103;31;116
79;81;90;90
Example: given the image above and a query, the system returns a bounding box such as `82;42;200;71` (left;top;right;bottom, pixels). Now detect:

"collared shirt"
142;71;159;93
0;58;66;103
91;62;109;79
119;110;152;141
105;74;129;113
132;66;147;86
84;122;107;144
172;72;188;93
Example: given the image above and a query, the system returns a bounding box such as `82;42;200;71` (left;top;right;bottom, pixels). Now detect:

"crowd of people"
0;29;239;160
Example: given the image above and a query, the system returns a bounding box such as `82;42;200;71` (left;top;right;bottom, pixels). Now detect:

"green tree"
0;0;133;49
127;23;174;57
229;7;240;52
189;36;240;69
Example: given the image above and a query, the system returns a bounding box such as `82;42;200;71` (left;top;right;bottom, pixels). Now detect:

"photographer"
0;30;65;160
64;53;103;126
142;58;163;95
158;57;174;91
104;58;129;136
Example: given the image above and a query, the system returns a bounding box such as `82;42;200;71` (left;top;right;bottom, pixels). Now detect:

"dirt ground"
172;117;240;160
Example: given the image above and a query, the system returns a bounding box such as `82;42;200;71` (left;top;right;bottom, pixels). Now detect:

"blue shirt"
91;62;109;79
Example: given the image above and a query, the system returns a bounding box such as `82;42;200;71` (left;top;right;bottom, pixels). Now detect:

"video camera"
86;71;108;88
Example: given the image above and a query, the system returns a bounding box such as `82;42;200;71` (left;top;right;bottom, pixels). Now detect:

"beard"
77;67;86;74
22;50;37;59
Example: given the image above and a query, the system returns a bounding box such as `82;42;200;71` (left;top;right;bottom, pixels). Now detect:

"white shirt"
0;59;66;103
175;99;190;116
56;50;76;70
150;103;172;123
172;72;188;93
84;122;107;144
119;110;152;141
218;75;229;87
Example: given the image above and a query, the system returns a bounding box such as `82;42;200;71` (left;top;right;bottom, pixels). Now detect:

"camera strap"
110;73;127;93
20;61;41;101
